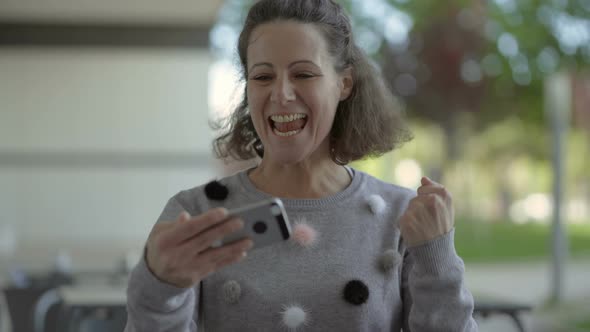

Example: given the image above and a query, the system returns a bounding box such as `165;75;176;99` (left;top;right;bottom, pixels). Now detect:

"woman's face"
246;21;352;165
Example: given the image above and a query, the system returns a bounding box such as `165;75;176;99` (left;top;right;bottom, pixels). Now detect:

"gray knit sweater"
125;168;478;331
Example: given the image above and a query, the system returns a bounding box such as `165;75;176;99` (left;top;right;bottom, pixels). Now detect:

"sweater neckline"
237;166;363;208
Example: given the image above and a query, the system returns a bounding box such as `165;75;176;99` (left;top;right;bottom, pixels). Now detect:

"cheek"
307;89;338;120
247;88;265;120
246;87;256;109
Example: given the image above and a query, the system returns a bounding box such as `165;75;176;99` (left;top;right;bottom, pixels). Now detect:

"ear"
338;67;354;101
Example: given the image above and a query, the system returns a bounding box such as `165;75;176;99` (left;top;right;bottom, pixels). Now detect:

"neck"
248;158;351;199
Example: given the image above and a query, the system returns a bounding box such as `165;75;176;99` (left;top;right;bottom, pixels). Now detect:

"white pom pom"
367;194;386;215
221;280;241;304
379;249;402;272
281;305;308;330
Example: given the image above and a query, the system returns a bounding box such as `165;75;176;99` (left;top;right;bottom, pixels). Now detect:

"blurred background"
0;0;588;331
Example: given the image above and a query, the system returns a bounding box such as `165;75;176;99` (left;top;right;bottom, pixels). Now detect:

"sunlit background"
1;0;589;331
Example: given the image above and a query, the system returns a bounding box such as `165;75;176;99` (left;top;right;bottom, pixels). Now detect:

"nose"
270;74;295;105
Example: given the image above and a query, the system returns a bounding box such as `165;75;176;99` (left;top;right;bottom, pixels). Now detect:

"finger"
405;195;436;219
213;248;249;269
196;238;253;266
160;236;246;282
400;198;423;219
215;251;248;270
408;195;427;208
420;176;443;187
417;185;446;196
194;247;249;280
160;208;229;248
185;217;246;254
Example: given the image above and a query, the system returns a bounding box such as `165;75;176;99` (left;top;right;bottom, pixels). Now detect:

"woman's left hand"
399;176;454;247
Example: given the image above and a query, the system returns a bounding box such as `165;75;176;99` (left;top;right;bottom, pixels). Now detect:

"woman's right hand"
145;208;253;288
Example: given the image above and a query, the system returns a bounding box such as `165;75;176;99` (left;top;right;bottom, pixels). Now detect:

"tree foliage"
341;0;590;128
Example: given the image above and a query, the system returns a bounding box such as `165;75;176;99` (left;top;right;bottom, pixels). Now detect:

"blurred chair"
3;267;75;332
1;290;14;332
33;285;127;332
474;298;532;332
4;287;60;332
62;305;127;332
32;288;63;332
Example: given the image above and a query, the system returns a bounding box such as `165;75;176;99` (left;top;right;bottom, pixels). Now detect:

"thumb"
421;176;434;186
178;211;191;222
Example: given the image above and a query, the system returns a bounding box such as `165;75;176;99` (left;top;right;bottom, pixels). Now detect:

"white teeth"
270;114;307;137
273;128;302;137
270;114;307;123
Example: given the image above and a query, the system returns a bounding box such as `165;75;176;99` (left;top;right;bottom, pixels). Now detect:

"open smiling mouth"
269;114;308;137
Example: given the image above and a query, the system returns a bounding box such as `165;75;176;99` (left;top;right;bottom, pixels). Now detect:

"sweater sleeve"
124;196;200;332
401;229;478;332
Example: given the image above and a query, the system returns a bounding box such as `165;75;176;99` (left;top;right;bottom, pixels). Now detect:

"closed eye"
295;73;315;79
252;75;273;81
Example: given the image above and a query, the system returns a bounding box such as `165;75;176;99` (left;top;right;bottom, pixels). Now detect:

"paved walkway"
465;258;590;331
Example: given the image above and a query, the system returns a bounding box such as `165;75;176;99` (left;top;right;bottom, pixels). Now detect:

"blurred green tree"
342;0;589;177
336;1;590;218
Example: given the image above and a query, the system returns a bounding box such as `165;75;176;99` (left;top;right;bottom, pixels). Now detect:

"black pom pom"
343;280;369;305
204;180;229;201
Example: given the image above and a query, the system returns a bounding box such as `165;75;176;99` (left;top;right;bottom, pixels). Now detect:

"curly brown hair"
212;0;413;164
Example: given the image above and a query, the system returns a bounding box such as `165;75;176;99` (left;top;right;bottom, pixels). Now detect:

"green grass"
454;219;590;263
577;320;590;331
535;299;590;332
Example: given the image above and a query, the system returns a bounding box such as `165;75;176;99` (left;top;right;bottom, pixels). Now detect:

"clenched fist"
399;177;454;247
145;208;254;288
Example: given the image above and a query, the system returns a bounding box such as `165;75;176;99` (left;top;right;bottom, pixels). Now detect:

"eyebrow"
248;60;320;73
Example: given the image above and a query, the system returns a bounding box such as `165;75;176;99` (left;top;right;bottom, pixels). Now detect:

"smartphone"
212;198;292;250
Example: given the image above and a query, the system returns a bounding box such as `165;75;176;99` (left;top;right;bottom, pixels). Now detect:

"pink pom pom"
292;223;318;248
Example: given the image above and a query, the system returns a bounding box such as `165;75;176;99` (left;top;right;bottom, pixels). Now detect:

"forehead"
247;21;331;67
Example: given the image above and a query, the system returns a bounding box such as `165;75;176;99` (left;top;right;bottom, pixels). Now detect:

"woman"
125;0;478;331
